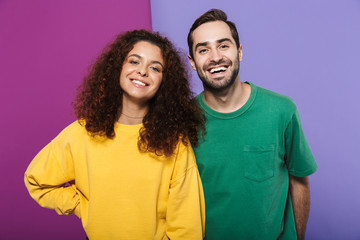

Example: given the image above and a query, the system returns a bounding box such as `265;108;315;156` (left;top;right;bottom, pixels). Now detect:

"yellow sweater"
24;121;205;239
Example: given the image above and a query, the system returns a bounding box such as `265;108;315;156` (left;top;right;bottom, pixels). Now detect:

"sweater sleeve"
165;141;205;240
24;127;81;217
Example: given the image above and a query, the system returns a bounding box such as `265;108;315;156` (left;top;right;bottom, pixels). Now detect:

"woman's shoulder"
169;138;198;183
175;138;196;165
54;120;89;142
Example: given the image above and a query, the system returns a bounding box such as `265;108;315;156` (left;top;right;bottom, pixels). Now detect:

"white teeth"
210;67;227;73
132;80;146;86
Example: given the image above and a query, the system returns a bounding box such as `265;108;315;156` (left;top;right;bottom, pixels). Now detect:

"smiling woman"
24;30;206;240
119;41;164;119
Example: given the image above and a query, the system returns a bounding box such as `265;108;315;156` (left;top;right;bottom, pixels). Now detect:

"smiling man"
188;9;318;240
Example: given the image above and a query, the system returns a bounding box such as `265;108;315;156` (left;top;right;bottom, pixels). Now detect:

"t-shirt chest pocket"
243;144;275;182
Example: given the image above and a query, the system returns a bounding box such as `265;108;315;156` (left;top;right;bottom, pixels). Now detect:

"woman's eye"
151;66;160;72
130;60;138;65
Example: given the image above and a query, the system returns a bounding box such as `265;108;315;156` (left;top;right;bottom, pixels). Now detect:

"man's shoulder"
195;92;205;108
252;83;297;112
195;92;203;101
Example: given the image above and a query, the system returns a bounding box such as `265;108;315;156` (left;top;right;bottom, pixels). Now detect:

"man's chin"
202;80;233;92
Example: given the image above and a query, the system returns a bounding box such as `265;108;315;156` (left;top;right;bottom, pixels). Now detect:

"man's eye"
220;44;228;49
199;49;207;54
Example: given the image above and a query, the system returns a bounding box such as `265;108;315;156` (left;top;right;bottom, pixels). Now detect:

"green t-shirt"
194;82;318;240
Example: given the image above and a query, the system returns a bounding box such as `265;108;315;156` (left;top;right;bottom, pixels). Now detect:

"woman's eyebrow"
128;54;164;68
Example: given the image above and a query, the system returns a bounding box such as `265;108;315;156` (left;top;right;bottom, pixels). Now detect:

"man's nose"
209;49;222;63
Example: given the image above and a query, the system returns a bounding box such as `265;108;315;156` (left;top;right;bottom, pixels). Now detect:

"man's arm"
289;175;310;240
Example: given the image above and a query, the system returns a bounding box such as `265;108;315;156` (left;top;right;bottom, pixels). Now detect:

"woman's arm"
165;143;205;240
24;137;80;217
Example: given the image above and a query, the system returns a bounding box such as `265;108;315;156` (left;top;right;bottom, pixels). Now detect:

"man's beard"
196;54;240;92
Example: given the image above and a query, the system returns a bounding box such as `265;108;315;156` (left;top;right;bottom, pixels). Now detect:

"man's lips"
205;64;230;76
208;66;229;74
204;59;232;75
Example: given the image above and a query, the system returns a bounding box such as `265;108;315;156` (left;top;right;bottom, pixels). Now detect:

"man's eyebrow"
194;38;234;52
217;38;233;44
128;54;164;68
194;42;209;52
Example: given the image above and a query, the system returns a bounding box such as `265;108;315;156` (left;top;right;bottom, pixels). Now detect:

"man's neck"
203;79;251;113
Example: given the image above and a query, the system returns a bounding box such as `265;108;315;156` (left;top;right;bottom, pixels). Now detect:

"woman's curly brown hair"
73;30;205;156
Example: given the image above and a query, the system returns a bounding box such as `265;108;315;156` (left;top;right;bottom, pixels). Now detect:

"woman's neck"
118;99;148;125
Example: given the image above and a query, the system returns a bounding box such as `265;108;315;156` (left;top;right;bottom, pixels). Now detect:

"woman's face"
120;41;164;107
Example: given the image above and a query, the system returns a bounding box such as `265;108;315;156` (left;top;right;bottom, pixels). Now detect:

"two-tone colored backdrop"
1;0;359;239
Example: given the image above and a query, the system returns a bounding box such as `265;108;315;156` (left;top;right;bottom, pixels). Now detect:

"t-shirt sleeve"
285;109;318;177
165;141;205;240
24;124;81;217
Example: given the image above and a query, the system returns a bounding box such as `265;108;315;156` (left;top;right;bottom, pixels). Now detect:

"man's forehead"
192;21;233;45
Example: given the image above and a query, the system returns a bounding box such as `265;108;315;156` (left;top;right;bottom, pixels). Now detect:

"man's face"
189;21;242;92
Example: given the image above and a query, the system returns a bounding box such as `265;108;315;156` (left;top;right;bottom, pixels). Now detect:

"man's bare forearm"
289;175;310;240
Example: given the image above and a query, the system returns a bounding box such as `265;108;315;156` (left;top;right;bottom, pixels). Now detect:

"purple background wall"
150;0;360;239
0;0;151;239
